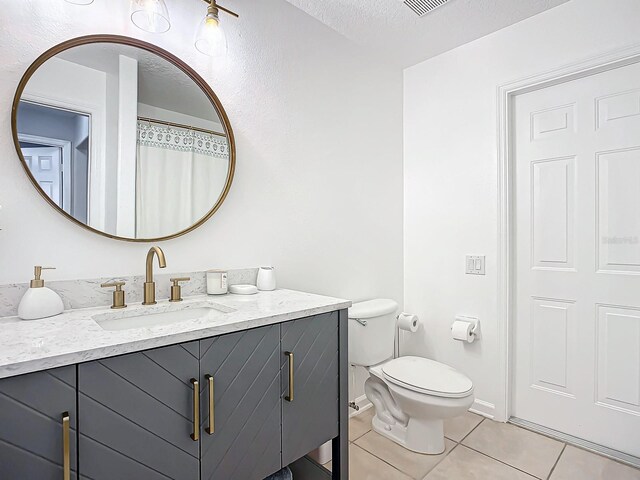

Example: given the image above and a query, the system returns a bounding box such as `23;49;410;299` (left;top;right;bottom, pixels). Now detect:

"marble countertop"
0;289;351;379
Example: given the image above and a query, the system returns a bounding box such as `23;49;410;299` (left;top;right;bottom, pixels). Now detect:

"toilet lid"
382;356;473;398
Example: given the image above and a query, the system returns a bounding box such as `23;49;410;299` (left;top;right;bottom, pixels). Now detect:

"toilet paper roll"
451;320;474;343
397;313;419;333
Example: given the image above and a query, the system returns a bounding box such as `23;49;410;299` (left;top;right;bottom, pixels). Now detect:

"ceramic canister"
207;270;228;295
256;267;276;291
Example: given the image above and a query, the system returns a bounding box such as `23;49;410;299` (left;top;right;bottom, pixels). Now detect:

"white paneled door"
514;61;640;457
21;146;63;206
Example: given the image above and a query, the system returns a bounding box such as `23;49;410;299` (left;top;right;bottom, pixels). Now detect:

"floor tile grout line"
457;417;485;444
348;413;486;478
350;414;640;478
351;441;415;479
461;444;542;479
546;443;567;480
352;435;458;480
419;443;462;480
350;426;372;442
351;425;463;479
350;442;414;479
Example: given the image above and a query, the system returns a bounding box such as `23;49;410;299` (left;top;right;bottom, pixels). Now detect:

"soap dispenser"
18;266;64;320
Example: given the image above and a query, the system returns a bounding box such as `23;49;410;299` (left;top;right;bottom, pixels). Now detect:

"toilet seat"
381;356;473;398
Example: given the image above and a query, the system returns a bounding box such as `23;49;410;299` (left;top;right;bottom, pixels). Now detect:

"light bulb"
64;0;94;4
194;7;228;57
130;0;171;33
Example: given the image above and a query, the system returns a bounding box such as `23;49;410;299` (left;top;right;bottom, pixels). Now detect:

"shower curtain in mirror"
135;121;229;238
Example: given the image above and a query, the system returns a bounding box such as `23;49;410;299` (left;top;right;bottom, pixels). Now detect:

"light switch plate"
466;255;485;275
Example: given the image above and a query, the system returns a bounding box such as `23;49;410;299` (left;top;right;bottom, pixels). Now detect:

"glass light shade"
194;14;228;57
64;0;94;4
130;0;171;33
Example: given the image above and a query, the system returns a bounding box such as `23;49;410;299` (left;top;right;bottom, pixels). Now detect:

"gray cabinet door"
78;342;200;480
0;366;77;479
200;324;282;480
281;312;340;466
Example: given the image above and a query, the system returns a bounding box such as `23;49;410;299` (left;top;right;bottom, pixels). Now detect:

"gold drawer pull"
190;379;199;441
205;375;214;435
285;351;294;402
62;412;70;480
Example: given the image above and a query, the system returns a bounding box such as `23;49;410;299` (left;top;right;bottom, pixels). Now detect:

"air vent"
402;0;450;17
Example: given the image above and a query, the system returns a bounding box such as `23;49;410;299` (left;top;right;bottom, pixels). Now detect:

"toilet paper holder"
452;316;481;341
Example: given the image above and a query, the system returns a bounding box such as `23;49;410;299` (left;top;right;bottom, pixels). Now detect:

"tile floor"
325;408;640;480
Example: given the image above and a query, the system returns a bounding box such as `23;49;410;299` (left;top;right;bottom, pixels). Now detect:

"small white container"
229;284;258;295
206;270;228;295
256;267;276;291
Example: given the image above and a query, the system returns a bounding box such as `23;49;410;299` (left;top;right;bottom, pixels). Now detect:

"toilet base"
371;413;445;455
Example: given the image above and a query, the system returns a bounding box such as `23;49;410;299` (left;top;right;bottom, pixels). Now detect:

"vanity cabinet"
0;310;347;480
0;366;77;479
77;341;200;480
281;312;340;466
199;324;282;480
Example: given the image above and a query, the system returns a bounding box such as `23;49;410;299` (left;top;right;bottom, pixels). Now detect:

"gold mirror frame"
11;34;236;242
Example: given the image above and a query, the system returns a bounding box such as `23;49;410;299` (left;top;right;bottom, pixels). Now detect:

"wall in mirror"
13;36;235;241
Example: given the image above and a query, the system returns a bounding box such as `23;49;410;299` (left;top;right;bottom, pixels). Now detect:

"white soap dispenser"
18;266;64;320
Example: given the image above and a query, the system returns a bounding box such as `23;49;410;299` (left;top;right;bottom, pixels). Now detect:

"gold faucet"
143;246;167;305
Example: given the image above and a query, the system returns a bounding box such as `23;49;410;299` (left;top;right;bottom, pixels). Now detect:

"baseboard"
470;399;495;419
349;394;372;418
509;417;640;469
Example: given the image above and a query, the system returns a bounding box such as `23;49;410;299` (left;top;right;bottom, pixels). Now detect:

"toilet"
349;299;474;455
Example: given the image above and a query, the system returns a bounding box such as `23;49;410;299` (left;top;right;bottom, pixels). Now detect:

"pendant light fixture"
130;0;171;34
194;0;238;57
64;0;239;56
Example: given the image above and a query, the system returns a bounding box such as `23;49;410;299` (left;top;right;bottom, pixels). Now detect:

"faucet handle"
101;282;127;309
169;277;190;303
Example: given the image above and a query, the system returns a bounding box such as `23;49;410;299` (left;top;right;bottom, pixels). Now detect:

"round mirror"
12;35;235;241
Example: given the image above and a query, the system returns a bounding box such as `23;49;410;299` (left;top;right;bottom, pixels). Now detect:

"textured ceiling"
57;44;219;122
283;0;570;68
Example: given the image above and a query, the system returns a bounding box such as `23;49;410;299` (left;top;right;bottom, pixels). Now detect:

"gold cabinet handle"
190;379;199;441
205;374;214;435
285;351;294;402
62;412;70;480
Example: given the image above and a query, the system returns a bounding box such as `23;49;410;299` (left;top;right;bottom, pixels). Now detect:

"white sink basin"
92;301;234;331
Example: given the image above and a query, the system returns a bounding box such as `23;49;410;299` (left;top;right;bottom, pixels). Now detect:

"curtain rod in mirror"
138;116;227;138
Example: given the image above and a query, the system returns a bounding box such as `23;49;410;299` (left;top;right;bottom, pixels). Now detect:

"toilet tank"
348;299;398;367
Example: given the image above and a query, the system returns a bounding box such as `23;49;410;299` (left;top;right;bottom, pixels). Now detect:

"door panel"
597;147;640;272
514;61;640;457
281;312;340;466
200;325;281;480
0;366;77;479
78;343;199;480
22;146;62;205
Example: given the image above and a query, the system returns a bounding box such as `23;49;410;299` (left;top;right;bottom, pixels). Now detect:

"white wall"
0;1;403;397
403;0;640;419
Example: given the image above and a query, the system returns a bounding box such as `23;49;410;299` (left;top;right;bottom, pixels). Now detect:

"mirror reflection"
16;41;232;240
